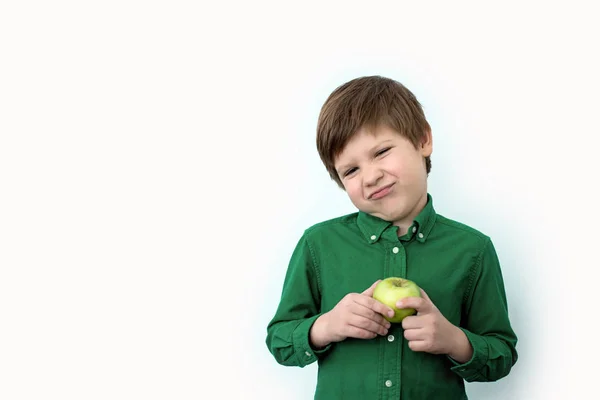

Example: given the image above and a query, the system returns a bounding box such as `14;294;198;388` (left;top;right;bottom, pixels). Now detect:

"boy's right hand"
309;280;394;349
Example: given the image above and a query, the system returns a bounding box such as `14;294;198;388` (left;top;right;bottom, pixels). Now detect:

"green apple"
372;277;421;323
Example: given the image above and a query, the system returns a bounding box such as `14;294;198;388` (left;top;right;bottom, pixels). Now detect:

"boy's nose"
364;166;384;186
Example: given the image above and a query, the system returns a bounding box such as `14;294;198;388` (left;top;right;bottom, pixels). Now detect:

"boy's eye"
344;167;358;177
376;147;390;156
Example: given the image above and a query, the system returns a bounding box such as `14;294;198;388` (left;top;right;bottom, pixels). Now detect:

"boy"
265;76;518;399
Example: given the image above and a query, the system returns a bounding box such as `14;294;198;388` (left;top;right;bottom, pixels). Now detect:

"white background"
1;1;598;399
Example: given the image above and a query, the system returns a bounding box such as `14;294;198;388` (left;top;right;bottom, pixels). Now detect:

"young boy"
265;76;518;399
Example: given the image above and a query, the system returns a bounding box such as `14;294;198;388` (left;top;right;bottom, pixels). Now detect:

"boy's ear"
420;129;433;157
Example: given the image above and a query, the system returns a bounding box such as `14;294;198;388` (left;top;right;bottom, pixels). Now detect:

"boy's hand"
398;289;473;363
310;280;394;349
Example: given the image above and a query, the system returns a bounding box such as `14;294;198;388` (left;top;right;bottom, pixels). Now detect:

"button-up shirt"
265;194;518;399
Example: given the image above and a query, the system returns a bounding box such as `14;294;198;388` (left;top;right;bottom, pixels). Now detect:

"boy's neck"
392;191;428;236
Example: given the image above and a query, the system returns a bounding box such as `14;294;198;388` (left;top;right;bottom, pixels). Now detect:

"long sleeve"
265;233;329;367
449;237;518;382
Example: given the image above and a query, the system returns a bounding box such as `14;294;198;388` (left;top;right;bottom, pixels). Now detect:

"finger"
401;315;422;330
420;288;431;301
403;327;423;341
349;315;389;336
361;280;381;297
355;305;392;329
350;308;391;332
345;325;379;340
347;297;391;328
342;294;391;328
407;339;427;352
396;297;429;313
355;295;395;319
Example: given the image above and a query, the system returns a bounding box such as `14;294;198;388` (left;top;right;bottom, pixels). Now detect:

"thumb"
361;280;381;297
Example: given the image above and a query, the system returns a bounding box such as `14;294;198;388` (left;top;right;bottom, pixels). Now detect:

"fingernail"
385;322;391;329
396;301;403;308
388;310;395;318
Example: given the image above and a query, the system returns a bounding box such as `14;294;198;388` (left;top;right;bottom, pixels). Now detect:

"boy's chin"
364;209;400;222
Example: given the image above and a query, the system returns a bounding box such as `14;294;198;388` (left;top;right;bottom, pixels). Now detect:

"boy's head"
316;75;433;228
316;75;432;189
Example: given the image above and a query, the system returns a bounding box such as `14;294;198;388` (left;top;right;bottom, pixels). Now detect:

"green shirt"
265;194;518;399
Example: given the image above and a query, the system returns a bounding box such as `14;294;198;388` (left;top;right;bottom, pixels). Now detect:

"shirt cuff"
448;328;489;381
292;314;331;367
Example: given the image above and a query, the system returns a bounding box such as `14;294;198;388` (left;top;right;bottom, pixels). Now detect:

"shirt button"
418;233;424;239
387;335;395;342
385;380;393;387
305;351;311;357
370;235;377;240
412;226;417;233
392;247;399;254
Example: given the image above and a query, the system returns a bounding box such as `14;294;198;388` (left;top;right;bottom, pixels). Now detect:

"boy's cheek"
346;190;365;208
345;184;363;200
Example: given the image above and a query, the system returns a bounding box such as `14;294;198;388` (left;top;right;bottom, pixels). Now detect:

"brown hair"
316;75;431;188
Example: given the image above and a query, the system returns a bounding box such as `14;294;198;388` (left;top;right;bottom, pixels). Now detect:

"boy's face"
334;124;433;229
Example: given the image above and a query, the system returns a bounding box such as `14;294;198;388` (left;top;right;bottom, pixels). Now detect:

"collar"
356;193;437;244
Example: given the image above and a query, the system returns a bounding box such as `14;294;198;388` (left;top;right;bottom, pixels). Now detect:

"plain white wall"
1;1;598;399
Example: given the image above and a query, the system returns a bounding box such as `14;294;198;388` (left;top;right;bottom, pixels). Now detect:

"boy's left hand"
397;289;470;360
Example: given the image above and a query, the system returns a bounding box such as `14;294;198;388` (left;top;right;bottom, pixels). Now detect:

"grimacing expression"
334;125;432;231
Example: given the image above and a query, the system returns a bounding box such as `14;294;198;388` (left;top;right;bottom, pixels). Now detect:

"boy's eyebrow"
335;139;394;173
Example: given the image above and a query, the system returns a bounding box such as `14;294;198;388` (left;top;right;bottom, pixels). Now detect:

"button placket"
384;242;406;396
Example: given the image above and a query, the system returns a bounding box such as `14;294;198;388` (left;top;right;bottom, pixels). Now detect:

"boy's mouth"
368;183;394;200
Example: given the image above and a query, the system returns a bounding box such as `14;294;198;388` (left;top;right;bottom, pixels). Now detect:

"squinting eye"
376;147;390;156
344;167;358;177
